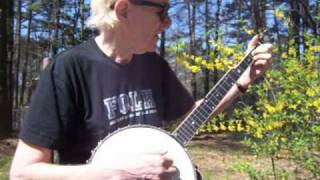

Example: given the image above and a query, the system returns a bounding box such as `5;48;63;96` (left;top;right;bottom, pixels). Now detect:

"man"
10;0;273;179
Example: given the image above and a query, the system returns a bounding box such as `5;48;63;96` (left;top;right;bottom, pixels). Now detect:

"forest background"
0;0;319;179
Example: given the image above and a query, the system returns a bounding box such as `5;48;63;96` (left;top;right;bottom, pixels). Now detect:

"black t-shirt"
20;38;194;164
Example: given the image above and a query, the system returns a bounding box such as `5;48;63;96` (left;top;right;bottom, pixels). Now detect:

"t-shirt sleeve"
161;59;195;121
19;54;76;149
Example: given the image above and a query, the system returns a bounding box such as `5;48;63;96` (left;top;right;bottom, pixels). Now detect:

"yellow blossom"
306;88;316;97
195;57;202;63
244;28;254;35
289;104;297;110
271;121;284;129
219;122;227;131
213;125;219;132
274;10;285;20
255;129;263;139
312;98;320;113
228;123;236;132
190;66;201;73
215;62;224;71
281;53;288;59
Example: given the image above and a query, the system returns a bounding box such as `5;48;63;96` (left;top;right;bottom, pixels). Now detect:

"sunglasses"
128;0;170;21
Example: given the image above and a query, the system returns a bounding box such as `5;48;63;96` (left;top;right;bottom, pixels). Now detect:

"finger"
162;157;173;168
248;35;260;49
143;148;168;155
160;166;178;180
253;59;271;68
252;43;273;55
253;54;272;61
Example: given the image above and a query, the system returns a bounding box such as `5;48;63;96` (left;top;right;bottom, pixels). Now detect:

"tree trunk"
251;0;266;33
0;0;14;136
272;0;282;55
299;0;317;36
50;0;61;56
289;0;301;59
160;31;166;57
79;0;85;41
212;0;221;86
7;0;14;124
316;0;319;37
203;0;210;94
14;0;22;109
188;0;197;99
19;0;33;106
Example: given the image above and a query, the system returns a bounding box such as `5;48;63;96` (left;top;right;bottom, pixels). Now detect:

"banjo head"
89;125;197;180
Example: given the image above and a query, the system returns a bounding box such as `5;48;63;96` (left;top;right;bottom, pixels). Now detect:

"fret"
176;129;189;143
182;121;197;134
245;54;253;64
180;125;194;138
217;82;228;93
234;68;243;76
230;71;240;82
187;115;202;127
221;79;233;90
239;55;253;70
174;133;186;145
218;80;229;91
200;107;211;118
237;63;247;72
203;98;215;107
194;108;208;120
184;121;198;132
200;102;213;113
212;90;224;102
188;119;202;129
226;73;237;82
184;121;199;131
223;72;236;83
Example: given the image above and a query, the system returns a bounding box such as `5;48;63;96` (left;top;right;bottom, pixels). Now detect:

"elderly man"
10;0;272;179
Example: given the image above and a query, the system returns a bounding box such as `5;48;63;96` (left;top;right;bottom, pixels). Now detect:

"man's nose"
160;16;171;32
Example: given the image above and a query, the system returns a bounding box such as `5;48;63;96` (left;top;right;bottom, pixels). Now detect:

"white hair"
86;0;119;31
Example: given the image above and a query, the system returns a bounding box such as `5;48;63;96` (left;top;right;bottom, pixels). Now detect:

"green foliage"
172;22;320;178
232;32;319;177
29;2;42;11
232;160;290;180
0;156;11;179
232;161;267;179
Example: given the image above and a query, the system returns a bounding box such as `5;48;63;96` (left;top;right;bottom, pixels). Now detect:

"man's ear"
114;0;128;20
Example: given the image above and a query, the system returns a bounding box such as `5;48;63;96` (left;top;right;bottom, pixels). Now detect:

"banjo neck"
172;34;265;146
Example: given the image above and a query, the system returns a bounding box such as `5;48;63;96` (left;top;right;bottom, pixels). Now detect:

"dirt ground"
0;138;17;157
0;134;316;179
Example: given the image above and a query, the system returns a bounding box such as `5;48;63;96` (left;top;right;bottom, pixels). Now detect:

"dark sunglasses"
128;0;170;21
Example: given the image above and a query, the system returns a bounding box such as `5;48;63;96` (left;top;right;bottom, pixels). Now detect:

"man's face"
126;0;171;53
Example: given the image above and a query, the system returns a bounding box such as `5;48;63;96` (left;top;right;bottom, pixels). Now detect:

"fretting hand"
237;35;273;88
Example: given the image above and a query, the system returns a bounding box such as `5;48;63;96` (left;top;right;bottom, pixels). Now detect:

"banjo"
89;33;266;180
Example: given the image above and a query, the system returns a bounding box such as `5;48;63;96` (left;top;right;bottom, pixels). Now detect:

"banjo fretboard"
172;50;257;146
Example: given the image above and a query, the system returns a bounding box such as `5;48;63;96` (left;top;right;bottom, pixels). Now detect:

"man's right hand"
92;151;177;179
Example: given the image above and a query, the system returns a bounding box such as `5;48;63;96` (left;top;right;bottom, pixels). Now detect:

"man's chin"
133;44;157;54
147;45;157;53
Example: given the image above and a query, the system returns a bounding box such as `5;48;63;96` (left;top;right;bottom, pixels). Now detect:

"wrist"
235;82;248;93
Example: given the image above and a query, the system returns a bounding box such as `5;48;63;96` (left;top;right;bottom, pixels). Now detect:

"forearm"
212;83;244;115
10;163;121;180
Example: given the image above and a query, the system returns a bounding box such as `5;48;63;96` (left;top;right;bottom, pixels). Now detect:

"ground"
0;134;316;179
0;138;17;157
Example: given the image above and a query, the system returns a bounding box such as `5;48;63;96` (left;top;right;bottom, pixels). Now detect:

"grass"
0;134;317;180
0;155;11;180
186;133;317;180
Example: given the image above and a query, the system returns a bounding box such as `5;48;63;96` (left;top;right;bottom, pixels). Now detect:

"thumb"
142;147;168;155
246;35;260;54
